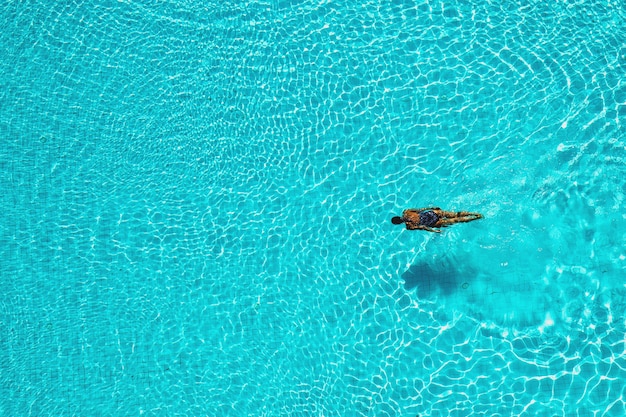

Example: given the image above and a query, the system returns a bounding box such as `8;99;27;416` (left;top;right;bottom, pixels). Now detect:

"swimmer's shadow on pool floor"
401;258;473;298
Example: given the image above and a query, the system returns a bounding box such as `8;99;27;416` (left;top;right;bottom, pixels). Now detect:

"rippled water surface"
2;0;626;415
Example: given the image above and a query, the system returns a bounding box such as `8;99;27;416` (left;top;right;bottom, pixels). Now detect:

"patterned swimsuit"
419;210;440;227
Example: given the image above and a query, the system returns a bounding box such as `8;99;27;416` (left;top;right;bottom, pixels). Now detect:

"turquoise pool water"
2;0;626;415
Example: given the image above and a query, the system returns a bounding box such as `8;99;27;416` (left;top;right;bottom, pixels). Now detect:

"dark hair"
391;216;404;225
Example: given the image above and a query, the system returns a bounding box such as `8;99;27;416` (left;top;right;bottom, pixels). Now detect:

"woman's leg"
438;210;479;218
438;211;483;226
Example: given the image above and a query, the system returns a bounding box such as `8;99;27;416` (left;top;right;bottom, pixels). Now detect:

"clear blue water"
1;0;626;415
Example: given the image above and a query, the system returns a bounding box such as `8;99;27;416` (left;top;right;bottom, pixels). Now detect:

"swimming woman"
391;207;483;233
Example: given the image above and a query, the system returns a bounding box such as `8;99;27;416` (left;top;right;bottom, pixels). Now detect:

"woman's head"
391;216;404;225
